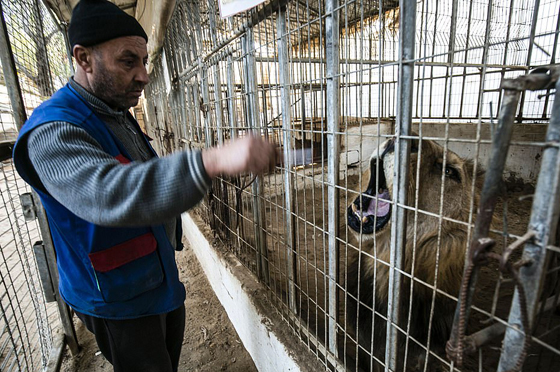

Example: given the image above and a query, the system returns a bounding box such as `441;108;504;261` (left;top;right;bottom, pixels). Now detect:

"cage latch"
20;192;37;221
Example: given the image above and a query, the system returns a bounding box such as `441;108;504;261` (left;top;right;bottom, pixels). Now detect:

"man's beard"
90;62;144;110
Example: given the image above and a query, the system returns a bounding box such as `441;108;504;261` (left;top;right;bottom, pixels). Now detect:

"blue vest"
13;84;186;319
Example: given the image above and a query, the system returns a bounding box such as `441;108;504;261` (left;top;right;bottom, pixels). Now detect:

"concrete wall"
341;122;547;184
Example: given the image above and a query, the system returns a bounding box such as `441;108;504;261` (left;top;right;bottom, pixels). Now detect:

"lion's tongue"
365;190;390;217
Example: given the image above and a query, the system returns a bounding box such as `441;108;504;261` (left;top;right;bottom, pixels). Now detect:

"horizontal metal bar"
254;56;530;70
467;294;560;351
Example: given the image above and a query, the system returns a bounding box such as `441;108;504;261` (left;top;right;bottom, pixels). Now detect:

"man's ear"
73;45;94;73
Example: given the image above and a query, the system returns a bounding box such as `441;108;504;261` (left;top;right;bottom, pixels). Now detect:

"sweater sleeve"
27;121;212;227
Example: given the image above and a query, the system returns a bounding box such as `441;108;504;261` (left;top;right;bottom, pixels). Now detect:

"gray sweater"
27;78;211;247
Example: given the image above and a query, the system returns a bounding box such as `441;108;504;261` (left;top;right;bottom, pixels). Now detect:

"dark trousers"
75;304;186;372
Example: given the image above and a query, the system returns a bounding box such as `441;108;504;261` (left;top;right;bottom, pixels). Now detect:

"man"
12;0;277;371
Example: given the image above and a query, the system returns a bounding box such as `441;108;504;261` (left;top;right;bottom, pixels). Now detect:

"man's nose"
136;66;150;85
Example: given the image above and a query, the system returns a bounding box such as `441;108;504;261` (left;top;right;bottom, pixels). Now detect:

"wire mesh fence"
144;0;560;371
0;0;72;371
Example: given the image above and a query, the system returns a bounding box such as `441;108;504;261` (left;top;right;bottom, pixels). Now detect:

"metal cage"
145;0;560;371
0;0;77;370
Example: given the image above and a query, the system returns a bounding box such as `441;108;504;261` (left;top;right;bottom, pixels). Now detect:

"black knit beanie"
68;0;148;49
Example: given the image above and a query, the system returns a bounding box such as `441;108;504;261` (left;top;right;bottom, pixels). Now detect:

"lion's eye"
444;166;461;182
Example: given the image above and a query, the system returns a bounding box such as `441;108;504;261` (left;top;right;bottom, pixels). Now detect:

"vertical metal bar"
213;63;224;144
517;0;541;122
201;66;213;145
277;6;297;314
541;3;560;117
458;0;474;118
386;0;416;370
496;0;515;116
186;26;202;143
178;80;188;146
475;0;494;118
427;1;438;119
498;77;560;372
33;0;55;96
442;0;458;117
180;16;195;145
31;192;80;356
244;28;269;284
189;0;206;145
192;82;203;143
325;0;340;356
193;1;212;148
226;56;238;140
0;2;26;131
207;0;224;145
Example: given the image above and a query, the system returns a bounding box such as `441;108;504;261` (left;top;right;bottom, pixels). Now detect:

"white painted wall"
341;122;546;183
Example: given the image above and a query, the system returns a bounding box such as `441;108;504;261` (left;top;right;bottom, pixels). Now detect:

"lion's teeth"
351;204;358;213
362;216;368;224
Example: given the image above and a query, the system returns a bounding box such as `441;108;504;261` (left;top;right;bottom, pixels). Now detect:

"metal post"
277;6;297;314
516;0;541;122
498;76;560;372
32;192;80;356
185;0;205;145
226;56;238;140
325;0;340;356
475;0;494;118
213;65;224;144
0;3;26;130
495;0;515;115
178;80;188;147
386;0;416;370
541;2;560;117
200;66;214;146
243;28;269;284
441;0;458;115
184;12;202;143
207;0;224;145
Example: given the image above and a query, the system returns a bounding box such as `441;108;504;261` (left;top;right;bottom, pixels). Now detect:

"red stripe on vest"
89;233;157;273
115;154;131;164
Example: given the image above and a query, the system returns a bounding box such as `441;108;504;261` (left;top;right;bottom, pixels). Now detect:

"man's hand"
202;135;279;178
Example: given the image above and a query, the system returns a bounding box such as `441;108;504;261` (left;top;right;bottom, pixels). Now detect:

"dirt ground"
60;240;258;372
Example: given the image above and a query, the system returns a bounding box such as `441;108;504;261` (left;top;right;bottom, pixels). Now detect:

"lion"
345;136;483;372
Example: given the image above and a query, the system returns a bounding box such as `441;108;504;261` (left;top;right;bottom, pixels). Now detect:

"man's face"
88;36;149;110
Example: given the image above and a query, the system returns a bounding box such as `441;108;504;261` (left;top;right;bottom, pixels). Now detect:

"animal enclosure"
0;0;76;371
0;0;558;371
143;0;560;371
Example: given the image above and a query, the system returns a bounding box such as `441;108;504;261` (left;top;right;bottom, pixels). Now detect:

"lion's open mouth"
347;159;392;234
